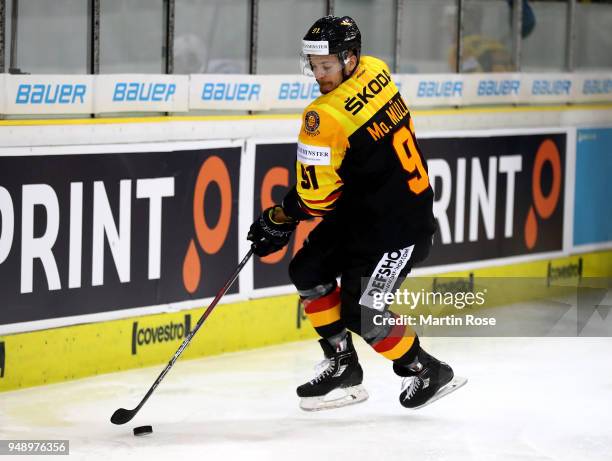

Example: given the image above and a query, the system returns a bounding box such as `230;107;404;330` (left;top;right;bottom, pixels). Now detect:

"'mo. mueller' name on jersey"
365;92;410;142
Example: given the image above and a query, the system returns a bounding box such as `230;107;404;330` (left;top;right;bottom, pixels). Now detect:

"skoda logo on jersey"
304;110;320;134
344;69;392;115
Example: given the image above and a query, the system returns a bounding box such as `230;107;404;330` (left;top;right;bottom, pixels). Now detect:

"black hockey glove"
248;206;297;257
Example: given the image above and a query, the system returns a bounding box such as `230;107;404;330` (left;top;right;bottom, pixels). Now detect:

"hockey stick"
110;248;254;425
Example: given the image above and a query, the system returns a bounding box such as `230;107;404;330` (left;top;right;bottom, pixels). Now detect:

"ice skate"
394;348;467;409
297;332;369;411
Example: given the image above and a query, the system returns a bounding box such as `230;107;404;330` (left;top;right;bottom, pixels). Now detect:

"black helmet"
302;15;361;56
301;16;361;79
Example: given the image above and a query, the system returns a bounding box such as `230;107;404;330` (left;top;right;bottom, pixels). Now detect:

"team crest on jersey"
304;110;320;135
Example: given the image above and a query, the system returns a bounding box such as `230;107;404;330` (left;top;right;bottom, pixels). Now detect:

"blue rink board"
574;128;612;246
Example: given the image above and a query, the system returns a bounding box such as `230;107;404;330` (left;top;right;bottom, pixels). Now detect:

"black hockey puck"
133;425;153;436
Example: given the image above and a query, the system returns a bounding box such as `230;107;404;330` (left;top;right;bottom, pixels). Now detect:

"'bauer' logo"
131;315;192;355
524;139;562;249
0;342;5;378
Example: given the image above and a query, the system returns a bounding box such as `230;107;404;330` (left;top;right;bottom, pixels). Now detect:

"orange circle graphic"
532;139;561;219
193;156;232;255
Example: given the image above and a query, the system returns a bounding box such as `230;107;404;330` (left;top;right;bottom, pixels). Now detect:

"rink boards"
0;248;610;391
1;72;611;115
0;114;611;391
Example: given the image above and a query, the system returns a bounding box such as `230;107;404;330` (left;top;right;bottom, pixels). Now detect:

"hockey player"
248;16;463;411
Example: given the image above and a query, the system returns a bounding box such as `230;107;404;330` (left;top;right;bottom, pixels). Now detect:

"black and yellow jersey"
283;56;436;254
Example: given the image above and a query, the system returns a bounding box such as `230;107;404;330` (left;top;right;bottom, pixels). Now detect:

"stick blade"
110;408;136;425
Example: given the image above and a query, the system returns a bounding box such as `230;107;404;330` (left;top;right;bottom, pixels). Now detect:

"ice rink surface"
1;336;611;461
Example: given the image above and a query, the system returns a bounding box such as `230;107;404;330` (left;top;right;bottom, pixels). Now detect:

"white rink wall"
0;104;611;148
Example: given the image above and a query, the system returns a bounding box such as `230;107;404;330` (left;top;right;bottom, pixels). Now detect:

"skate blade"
299;384;369;412
411;376;468;410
